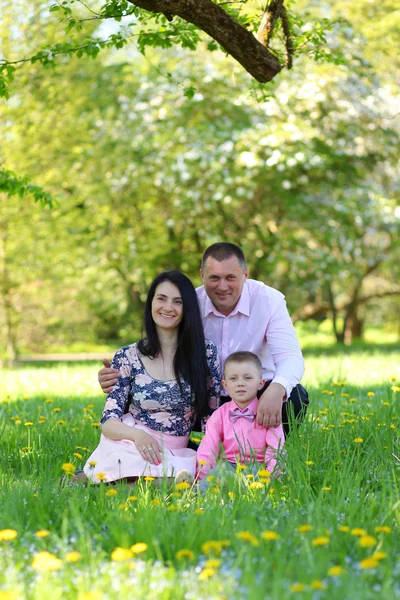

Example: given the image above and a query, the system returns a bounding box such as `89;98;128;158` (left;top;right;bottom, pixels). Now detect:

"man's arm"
256;295;304;428
98;359;121;394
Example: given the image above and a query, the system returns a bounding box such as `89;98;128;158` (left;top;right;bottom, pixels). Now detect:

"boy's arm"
264;425;285;474
196;409;224;480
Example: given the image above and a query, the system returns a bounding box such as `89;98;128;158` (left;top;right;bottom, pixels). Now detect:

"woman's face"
151;281;183;331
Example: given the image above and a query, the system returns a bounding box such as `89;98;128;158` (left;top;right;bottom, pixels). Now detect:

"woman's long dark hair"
137;271;210;419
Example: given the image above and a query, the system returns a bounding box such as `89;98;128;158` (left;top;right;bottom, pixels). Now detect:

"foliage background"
0;0;399;359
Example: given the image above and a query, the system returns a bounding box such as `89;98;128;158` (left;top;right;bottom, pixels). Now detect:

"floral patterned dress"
84;340;220;482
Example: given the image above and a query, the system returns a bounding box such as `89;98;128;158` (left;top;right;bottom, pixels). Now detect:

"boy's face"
222;361;265;408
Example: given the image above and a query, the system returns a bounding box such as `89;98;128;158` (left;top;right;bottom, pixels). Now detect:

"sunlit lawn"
0;345;399;599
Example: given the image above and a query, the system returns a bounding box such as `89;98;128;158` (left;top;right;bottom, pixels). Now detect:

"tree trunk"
344;309;364;345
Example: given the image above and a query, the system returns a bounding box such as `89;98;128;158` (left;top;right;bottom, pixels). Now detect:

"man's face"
201;255;248;316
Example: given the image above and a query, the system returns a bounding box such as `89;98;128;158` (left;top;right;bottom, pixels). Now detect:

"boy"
196;351;285;487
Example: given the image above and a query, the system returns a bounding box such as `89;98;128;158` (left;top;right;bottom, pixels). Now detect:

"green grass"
0;345;399;599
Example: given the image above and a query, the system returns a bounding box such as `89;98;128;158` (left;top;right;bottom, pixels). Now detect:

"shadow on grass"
302;340;400;357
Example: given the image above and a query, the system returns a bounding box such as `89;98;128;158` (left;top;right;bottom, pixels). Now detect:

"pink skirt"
83;414;196;483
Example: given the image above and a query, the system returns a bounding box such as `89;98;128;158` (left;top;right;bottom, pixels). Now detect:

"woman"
80;271;220;484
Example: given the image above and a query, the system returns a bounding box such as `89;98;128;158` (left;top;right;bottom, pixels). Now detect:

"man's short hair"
224;351;262;377
201;242;247;271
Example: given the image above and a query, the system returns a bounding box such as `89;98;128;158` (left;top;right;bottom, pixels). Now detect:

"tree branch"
129;0;282;82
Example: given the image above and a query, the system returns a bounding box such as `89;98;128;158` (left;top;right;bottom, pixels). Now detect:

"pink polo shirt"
196;398;285;479
196;279;304;398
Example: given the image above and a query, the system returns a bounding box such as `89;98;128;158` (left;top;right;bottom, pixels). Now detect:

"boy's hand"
256;383;285;428
98;359;120;394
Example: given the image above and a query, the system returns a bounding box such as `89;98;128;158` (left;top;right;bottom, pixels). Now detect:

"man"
98;242;308;435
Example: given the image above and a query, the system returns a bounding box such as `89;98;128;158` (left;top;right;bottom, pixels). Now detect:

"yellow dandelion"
105;489;118;497
91;423;101;427
61;463;76;474
228;492;235;500
176;482;191;491
0;529;18;542
45;399;53;403
87;403;94;409
338;525;350;533
88;461;97;467
305;460;313;466
118;503;128;510
130;542;148;554
73;453;83;459
206;475;215;482
290;583;305;592
350;528;367;537
194;508;204;515
236;464;247;471
65;551;82;562
198;459;207;465
391;385;400;392
151;499;161;506
257;468;271;478
111;547;133;562
32;551;63;571
128;495;137;502
261;530;280;541
24;422;34;426
176;549;195;561
311;580;326;590
249;481;264;490
53;407;61;412
298;525;313;533
0;591;18;599
198;568;216;580
96;472;107;482
56;420;65;425
236;531;259;546
201;540;223;556
311;536;330;546
35;530;50;538
367;391;375;397
360;557;379;570
321;486;331;491
246;474;254;480
327;565;343;577
144;476;155;482
204;559;221;569
375;526;391;534
359;535;377;548
354;438;364;444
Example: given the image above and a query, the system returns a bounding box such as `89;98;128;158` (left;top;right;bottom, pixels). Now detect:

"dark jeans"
188;381;309;449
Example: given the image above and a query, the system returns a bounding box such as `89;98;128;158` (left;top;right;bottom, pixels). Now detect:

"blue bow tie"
229;408;255;423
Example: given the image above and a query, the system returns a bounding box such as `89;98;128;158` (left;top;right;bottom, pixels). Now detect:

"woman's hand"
132;429;162;465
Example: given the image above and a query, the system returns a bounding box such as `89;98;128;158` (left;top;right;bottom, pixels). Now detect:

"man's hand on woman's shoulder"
98;358;120;394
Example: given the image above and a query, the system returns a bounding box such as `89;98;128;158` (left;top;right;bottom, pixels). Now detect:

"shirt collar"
230;397;258;414
203;281;250;317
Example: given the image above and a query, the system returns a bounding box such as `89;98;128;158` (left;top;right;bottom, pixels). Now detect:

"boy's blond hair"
224;351;262;377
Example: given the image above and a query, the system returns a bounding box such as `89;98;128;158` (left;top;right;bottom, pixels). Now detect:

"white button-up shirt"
196;279;304;398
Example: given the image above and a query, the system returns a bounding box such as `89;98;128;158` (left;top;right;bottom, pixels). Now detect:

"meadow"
0;344;399;599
